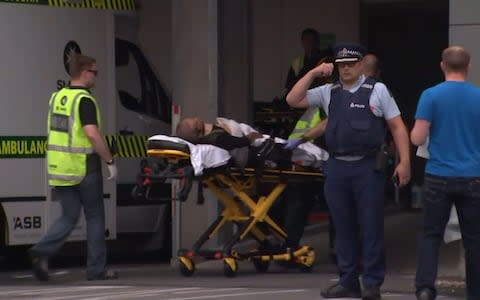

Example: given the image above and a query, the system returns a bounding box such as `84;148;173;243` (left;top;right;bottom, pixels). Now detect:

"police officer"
286;43;411;299
29;54;118;281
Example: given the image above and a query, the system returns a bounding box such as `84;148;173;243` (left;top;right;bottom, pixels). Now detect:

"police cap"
334;43;367;63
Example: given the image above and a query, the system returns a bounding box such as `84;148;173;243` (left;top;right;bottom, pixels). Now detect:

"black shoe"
30;254;49;282
362;285;381;300
416;288;435;300
87;269;119;281
321;284;361;298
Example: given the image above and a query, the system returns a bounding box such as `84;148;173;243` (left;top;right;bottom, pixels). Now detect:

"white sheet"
148;135;230;176
149;125;329;175
216;117;329;167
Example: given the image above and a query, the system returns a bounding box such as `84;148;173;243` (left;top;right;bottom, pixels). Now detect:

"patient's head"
175;117;205;143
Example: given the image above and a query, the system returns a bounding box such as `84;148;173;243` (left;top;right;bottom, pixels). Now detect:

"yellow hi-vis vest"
291;55;305;77
289;107;323;139
47;88;101;186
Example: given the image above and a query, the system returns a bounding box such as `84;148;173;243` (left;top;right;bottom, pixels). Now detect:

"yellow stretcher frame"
144;147;323;277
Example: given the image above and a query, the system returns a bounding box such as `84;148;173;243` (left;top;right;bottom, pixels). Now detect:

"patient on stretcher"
175;117;288;168
175;117;263;149
174;117;328;170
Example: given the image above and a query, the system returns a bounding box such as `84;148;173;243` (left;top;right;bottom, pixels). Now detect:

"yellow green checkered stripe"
0;0;135;10
105;135;148;158
0;135;147;158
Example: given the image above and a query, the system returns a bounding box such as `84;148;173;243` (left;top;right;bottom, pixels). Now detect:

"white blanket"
149;124;329;175
148;135;230;176
216;117;329;167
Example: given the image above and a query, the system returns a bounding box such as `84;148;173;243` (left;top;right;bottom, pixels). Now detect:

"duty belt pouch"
374;146;387;172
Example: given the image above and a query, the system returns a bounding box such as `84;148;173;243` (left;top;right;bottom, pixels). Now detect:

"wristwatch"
106;158;114;165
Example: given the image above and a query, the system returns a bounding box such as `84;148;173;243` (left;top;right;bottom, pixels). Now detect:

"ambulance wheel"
223;257;238;277
178;257;195;277
253;259;270;273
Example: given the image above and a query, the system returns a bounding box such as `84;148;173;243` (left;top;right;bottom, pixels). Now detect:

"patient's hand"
246;132;264;143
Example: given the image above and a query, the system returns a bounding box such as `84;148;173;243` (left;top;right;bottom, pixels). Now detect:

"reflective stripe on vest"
47;88;101;186
289;107;322;139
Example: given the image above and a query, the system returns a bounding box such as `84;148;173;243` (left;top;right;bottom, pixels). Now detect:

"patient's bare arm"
246;132;264;142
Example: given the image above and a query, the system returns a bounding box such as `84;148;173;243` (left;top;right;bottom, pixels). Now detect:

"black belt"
332;148;379;157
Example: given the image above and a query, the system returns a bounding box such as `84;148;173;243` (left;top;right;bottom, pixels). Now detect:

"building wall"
134;0;360;104
252;0;359;102
450;0;480;85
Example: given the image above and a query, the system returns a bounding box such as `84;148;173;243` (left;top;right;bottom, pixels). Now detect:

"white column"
171;0;219;258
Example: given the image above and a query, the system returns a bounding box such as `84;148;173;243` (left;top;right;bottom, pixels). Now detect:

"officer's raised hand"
311;62;334;78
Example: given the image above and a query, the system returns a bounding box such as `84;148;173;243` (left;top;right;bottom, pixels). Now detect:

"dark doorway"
361;0;449;202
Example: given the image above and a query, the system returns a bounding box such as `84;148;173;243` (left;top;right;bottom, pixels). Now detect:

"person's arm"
386;116;411;186
79;97;114;163
410;90;432;146
302;118;328;141
83;125;114;162
387;116;410;164
376;83;410;186
215;134;251;150
284;118;328;150
286;63;334;108
411;119;431;146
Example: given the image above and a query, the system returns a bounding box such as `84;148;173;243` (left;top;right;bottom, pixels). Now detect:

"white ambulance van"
0;0;171;255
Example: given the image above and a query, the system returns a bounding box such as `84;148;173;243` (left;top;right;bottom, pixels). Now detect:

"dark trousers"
284;184;318;247
415;174;480;299
30;171;106;279
324;156;386;289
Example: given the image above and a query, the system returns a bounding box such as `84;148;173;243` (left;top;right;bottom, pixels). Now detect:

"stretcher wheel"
297;248;316;273
252;259;270;273
178;256;195;277
298;264;313;273
223;257;238;277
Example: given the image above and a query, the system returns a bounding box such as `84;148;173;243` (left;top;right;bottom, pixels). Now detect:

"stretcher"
134;134;327;277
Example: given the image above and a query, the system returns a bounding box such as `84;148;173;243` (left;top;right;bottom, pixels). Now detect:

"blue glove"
284;137;304;150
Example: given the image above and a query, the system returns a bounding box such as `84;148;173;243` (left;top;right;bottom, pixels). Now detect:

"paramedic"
282;28;332;98
29;54;118;281
282;107;326;251
286;43;411;299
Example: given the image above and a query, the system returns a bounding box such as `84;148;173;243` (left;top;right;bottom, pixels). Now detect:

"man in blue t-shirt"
411;46;480;300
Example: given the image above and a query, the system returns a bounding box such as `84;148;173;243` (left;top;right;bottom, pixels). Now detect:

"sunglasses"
337;61;358;68
87;69;98;76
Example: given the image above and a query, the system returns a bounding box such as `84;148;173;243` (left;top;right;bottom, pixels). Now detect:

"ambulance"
0;0;172;255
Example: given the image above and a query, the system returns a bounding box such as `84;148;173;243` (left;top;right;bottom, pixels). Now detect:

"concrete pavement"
0;211;467;299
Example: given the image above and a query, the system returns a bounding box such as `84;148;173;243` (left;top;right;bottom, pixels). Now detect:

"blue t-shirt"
415;81;480;176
